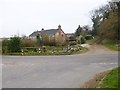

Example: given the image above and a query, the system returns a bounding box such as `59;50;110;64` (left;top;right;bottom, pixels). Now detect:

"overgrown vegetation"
97;67;119;88
89;1;120;50
36;33;42;47
101;39;120;51
74;25;93;45
3;44;88;56
2;36;88;55
21;38;36;47
2;37;22;53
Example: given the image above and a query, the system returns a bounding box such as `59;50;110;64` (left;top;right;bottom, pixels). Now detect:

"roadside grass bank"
97;67;119;88
101;39;120;51
81;67;119;88
80;71;110;88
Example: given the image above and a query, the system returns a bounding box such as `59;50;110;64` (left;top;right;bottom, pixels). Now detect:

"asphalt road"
2;45;118;88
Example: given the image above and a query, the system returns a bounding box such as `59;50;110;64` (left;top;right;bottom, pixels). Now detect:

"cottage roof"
29;31;41;37
29;29;58;37
41;29;57;36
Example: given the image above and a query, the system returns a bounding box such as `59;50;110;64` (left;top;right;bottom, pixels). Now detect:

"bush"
8;37;21;52
2;39;10;54
8;52;22;55
21;38;36;47
23;47;38;52
81;37;86;44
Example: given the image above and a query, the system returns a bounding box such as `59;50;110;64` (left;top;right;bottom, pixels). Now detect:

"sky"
0;0;110;38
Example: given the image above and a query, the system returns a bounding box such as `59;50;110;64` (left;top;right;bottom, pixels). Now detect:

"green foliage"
23;47;38;52
2;39;10;54
76;35;86;44
90;1;119;42
8;37;21;52
36;33;42;47
21;45;88;56
75;25;82;37
80;36;86;44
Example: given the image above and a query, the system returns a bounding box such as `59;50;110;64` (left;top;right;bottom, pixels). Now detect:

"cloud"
0;0;108;37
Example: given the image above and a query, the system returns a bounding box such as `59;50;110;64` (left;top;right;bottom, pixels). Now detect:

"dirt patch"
80;71;110;88
84;44;116;55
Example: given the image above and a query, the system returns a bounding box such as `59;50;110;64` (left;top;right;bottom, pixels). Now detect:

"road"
2;45;118;88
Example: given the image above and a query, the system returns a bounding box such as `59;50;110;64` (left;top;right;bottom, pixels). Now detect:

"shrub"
36;33;42;47
2;37;22;54
2;39;10;54
80;36;86;44
8;37;21;52
23;47;38;52
21;38;36;47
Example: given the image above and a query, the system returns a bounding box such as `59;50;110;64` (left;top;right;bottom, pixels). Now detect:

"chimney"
41;28;44;31
58;25;61;30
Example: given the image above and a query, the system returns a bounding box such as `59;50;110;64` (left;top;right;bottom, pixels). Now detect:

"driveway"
2;45;118;88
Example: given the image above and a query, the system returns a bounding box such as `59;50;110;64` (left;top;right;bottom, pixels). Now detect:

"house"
65;33;75;42
29;25;67;45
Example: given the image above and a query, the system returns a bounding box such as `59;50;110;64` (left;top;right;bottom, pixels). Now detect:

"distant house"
29;25;67;45
66;33;75;42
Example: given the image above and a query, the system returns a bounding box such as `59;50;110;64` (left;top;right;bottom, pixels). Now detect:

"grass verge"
101;39;120;51
86;36;99;45
97;67;119;88
5;47;88;56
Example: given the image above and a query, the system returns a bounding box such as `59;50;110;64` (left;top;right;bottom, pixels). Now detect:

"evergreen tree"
36;33;41;47
75;25;82;37
8;37;21;52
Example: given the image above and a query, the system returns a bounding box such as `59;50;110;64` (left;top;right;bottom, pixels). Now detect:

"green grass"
86;36;99;44
102;39;120;51
97;67;119;88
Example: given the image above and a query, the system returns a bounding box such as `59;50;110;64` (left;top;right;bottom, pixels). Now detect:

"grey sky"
0;0;110;38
